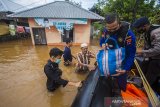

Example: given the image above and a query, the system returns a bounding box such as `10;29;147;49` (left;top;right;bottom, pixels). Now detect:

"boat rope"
131;69;136;76
134;59;160;107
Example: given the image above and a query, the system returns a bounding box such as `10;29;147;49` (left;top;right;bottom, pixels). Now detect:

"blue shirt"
99;37;106;47
99;28;108;47
63;46;72;62
100;28;136;91
100;29;136;71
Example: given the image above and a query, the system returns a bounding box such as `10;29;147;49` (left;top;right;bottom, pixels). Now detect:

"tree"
89;0;107;16
89;0;159;23
104;0;157;22
66;0;82;7
150;0;160;24
89;4;104;16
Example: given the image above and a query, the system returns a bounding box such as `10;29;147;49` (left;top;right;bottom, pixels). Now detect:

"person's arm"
86;51;96;70
89;51;96;58
142;32;160;57
99;37;105;47
67;81;81;87
76;53;83;66
112;31;136;76
99;29;107;47
44;66;68;87
123;30;136;71
76;53;88;67
72;55;76;59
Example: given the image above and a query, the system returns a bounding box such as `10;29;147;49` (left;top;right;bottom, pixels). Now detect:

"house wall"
28;18;91;45
28;18;61;45
74;20;91;44
45;26;61;44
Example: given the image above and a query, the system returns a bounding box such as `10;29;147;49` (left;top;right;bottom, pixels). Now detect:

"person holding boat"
44;47;81;92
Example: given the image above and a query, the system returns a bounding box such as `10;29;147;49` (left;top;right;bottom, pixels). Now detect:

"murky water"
0;38;100;107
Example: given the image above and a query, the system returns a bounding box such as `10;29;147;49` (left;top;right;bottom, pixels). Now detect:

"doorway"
32;28;47;45
62;28;74;42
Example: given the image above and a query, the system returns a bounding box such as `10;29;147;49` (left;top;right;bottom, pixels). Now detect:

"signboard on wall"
34;18;87;33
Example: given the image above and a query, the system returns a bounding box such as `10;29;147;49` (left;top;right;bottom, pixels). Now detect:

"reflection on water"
0;38;99;107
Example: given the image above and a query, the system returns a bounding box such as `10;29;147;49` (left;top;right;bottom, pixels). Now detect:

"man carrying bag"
97;13;136;91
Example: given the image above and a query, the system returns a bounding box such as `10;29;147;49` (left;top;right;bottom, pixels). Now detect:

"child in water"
44;47;81;92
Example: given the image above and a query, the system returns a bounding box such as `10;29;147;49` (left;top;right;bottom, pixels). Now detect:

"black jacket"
44;60;68;91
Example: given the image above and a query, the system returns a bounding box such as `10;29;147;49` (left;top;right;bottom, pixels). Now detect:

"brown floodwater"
0;38;100;107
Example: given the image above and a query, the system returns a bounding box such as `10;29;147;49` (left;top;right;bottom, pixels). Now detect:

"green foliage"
103;0;157;22
90;0;160;24
93;22;103;30
89;4;104;16
92;22;104;38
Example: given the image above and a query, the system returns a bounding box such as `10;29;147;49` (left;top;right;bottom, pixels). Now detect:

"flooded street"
0;38;99;107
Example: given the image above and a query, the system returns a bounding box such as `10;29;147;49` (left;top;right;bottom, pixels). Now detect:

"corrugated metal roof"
0;11;13;19
8;1;104;20
0;0;27;12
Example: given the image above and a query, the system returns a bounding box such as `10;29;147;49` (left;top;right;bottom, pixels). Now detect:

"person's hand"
73;62;77;66
101;43;108;50
111;69;126;76
72;55;77;60
75;81;82;87
68;81;82;87
136;48;143;55
102;44;106;49
102;34;105;37
87;65;96;71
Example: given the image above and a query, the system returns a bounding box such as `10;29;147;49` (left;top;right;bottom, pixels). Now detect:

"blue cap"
132;17;150;28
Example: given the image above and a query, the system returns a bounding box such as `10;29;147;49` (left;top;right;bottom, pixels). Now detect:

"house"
9;1;104;45
0;0;28;36
0;0;27;22
0;0;27;12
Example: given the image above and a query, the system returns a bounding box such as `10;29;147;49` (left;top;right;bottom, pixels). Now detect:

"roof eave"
8;15;104;20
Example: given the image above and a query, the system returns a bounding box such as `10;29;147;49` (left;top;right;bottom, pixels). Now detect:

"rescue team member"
101;13;136;91
133;17;160;94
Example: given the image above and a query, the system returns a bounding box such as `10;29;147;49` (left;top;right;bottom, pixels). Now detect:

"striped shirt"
77;51;95;69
